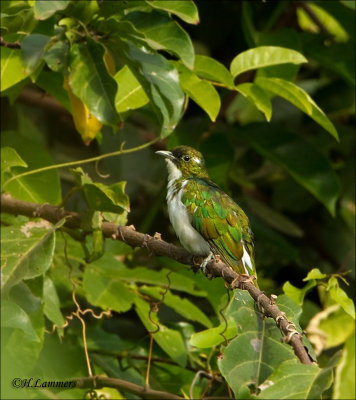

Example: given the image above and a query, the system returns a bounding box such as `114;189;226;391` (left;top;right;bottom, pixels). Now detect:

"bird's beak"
155;150;175;160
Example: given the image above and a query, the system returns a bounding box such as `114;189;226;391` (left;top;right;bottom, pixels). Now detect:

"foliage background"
1;1;355;399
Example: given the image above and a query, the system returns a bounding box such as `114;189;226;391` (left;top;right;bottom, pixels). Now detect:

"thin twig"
0;36;21;49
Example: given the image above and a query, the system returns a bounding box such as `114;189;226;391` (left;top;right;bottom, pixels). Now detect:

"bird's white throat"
165;159;182;186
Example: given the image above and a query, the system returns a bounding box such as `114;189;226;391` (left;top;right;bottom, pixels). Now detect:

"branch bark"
1;193;314;365
0;36;21;49
75;375;183;399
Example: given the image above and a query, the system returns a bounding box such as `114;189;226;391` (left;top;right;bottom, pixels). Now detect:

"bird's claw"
200;252;214;276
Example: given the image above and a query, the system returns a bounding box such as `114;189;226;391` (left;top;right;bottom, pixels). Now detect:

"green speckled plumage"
182;178;255;276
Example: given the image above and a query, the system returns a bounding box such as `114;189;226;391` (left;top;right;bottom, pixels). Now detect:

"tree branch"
75;375;183;399
1;193;314;365
0;36;21;49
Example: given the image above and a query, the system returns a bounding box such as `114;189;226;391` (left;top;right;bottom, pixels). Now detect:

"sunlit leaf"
230;46;307;79
283;280;316;305
327;276;355;319
297;3;349;42
1;37;28;92
190;320;237;348
255;77;339;140
177;62;220;121
194;55;234;87
146;0;199;24
236;82;272;121
114;65;149;112
30;0;69;20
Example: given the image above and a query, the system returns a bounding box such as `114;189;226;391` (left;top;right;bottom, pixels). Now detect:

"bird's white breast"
165;160;210;256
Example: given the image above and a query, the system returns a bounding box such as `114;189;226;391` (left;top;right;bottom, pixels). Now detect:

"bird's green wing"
182;178;256;277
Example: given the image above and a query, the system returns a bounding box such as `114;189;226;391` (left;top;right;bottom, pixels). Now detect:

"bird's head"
156;145;209;180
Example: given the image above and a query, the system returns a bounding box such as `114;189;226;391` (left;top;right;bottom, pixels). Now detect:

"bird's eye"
183;155;191;162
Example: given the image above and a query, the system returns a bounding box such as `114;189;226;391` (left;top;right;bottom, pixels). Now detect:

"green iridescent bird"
156;145;257;284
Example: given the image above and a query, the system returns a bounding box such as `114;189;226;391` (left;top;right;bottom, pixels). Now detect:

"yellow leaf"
104;50;116;76
63;77;102;145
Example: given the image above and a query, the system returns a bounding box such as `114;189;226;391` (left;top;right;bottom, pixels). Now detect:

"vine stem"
3;137;160;188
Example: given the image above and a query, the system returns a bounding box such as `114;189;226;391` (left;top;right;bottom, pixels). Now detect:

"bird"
156;145;257;285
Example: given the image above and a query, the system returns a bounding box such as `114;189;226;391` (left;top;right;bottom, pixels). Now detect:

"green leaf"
83;265;135;313
236;82;272;121
71;167;129;214
327;276;355;319
218;290;296;398
116;40;185;137
114;65;149;112
312;306;355;349
230;46;307;79
297;3;349;42
1;39;29;92
190;320;237;348
0;6;37;35
244;195;304;237
194;55;234;87
303;268;327;281
177;63;220;121
257;359;326;399
283;281;316;305
134;296;187;367
1;219;63;293
125;11;195;68
31;0;69;20
20;33;50;74
1;299;40;342
146;0;199;24
43;276;65;329
240;124;341;215
43;40;69;73
334;330;355;400
139;286;212;328
69;37;118;126
1;131;61;204
1;146;27;182
339;0;356;10
255;77;339;140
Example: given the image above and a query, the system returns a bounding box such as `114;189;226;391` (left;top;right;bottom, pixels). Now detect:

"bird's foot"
200;252;214;276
